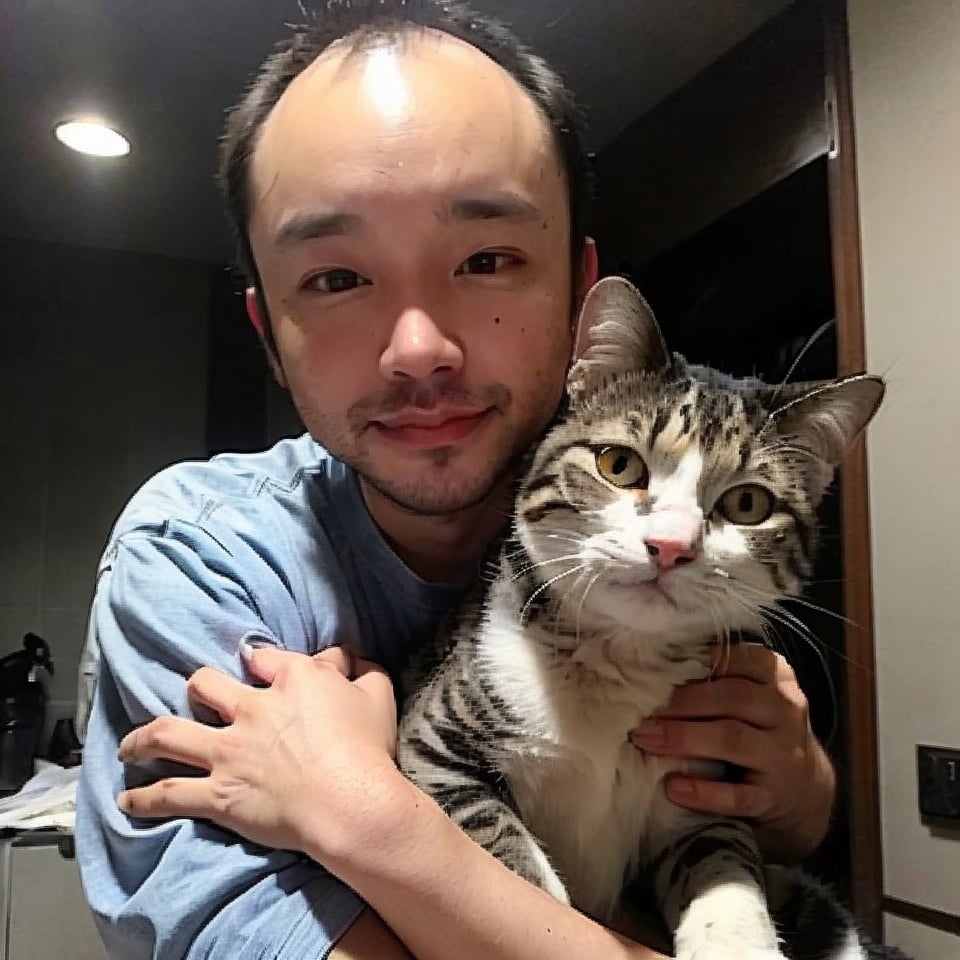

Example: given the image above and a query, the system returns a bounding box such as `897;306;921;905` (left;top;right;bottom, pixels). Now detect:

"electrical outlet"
917;745;960;822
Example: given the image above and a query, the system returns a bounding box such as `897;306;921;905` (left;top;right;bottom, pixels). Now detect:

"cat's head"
514;276;884;641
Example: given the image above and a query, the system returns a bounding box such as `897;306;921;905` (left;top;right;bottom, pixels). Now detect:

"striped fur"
397;278;883;960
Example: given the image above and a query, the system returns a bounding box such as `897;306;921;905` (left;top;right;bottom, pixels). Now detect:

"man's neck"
358;477;513;584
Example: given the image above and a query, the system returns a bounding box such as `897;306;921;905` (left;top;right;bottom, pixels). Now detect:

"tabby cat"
396;276;884;960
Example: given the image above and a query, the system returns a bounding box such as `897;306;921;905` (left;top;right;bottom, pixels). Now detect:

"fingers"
710;642;791;683
631;715;776;771
354;666;398;730
314;646;387;686
187;666;245;723
656;676;781;728
240;640;315;684
117;776;220;820
663;773;774;820
117;715;218;770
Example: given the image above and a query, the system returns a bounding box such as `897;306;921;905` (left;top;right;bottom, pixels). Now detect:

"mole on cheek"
493;316;501;325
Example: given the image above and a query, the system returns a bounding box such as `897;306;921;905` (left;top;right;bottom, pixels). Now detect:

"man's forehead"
248;28;561;229
255;29;550;167
303;26;501;84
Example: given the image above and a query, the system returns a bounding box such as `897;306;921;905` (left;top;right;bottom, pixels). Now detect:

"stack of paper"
0;761;79;832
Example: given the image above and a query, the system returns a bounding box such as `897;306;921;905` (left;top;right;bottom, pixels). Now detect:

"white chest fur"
478;606;711;918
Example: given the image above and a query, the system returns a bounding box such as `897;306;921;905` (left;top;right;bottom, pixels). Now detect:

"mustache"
348;381;511;427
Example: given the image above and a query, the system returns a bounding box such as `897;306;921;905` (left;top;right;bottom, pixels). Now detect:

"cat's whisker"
551;567;586;658
519;563;590;625
729;578;857;630
700;594;733;678
753;608;840;746
771;317;836;405
508;553;585;584
574;567;606;650
710;581;844;738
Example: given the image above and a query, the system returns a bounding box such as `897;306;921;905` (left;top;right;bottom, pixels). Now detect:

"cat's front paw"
677;947;787;960
675;928;786;960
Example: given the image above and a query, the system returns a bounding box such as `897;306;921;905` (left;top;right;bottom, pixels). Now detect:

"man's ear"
245;287;264;337
578;237;600;304
245;288;287;388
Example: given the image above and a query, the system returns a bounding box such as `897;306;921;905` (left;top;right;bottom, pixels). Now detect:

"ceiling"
2;0;794;265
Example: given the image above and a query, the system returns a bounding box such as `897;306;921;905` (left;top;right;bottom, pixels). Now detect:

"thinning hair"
219;0;592;356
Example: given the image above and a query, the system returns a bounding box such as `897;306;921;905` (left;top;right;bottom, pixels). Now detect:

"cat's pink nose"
644;537;697;570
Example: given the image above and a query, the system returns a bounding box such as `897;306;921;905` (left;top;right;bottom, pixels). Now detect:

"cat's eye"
595;446;649;489
715;484;774;525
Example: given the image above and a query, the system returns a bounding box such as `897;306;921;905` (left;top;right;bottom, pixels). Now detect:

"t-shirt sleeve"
76;518;364;960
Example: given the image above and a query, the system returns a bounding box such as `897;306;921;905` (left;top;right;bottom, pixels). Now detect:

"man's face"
248;32;577;516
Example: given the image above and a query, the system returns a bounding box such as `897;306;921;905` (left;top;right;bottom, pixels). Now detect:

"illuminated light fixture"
54;119;130;158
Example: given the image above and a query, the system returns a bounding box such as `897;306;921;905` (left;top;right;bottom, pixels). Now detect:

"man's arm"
332;910;414;960
118;645;668;960
328;771;669;960
77;525;366;960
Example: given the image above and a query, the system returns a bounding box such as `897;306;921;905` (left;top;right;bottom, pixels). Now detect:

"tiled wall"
0;238;209;747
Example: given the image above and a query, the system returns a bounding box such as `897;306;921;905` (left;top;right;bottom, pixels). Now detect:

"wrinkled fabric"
77;434;462;959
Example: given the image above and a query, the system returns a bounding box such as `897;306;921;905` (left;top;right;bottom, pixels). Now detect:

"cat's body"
397;277;883;960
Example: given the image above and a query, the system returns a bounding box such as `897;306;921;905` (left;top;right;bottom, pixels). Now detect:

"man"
76;2;836;958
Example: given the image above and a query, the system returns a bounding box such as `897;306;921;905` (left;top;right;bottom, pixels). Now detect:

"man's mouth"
370;408;493;448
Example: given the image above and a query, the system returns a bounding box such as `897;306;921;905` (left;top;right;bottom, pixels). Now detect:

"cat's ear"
568;276;669;403
768;374;885;498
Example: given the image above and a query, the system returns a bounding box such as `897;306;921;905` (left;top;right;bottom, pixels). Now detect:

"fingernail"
632;718;666;745
668;778;696;798
116;792;130;813
239;637;274;661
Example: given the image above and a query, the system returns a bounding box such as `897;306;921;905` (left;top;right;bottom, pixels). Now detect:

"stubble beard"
304;407;548;518
298;376;564;518
356;434;523;517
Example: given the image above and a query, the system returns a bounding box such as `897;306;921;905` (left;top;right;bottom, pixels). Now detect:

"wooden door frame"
822;0;884;940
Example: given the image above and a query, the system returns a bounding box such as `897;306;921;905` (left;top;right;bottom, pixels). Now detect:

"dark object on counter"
47;717;83;768
0;633;54;796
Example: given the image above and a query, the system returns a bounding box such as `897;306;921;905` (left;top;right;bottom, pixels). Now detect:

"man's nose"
379;306;464;381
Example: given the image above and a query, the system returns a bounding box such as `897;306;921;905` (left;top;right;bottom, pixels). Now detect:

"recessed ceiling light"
54;120;130;158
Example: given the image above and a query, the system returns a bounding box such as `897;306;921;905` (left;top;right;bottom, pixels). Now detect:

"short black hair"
219;0;591;359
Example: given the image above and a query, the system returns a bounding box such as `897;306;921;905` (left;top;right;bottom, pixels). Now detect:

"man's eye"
456;252;518;276
303;269;370;294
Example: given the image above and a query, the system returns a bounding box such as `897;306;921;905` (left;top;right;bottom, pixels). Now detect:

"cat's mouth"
605;573;678;606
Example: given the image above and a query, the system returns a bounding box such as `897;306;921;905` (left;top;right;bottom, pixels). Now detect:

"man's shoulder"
112;433;348;540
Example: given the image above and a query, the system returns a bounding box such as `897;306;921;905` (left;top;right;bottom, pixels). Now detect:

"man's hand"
630;643;836;862
116;645;399;857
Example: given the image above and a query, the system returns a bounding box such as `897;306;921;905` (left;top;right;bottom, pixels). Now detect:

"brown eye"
716;484;774;525
595;446;648;489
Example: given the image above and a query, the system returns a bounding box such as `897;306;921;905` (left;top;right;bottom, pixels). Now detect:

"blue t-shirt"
76;434;464;959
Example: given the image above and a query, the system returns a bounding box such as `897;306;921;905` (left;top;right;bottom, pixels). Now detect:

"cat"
396;275;884;960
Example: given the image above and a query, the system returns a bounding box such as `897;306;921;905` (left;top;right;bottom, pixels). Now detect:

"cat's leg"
396;728;570;905
642;794;784;960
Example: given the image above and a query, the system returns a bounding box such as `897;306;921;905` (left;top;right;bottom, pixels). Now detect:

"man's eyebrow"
271;211;363;248
444;191;543;223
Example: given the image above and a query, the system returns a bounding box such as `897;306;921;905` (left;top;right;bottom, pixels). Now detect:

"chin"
363;461;507;517
360;437;523;516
